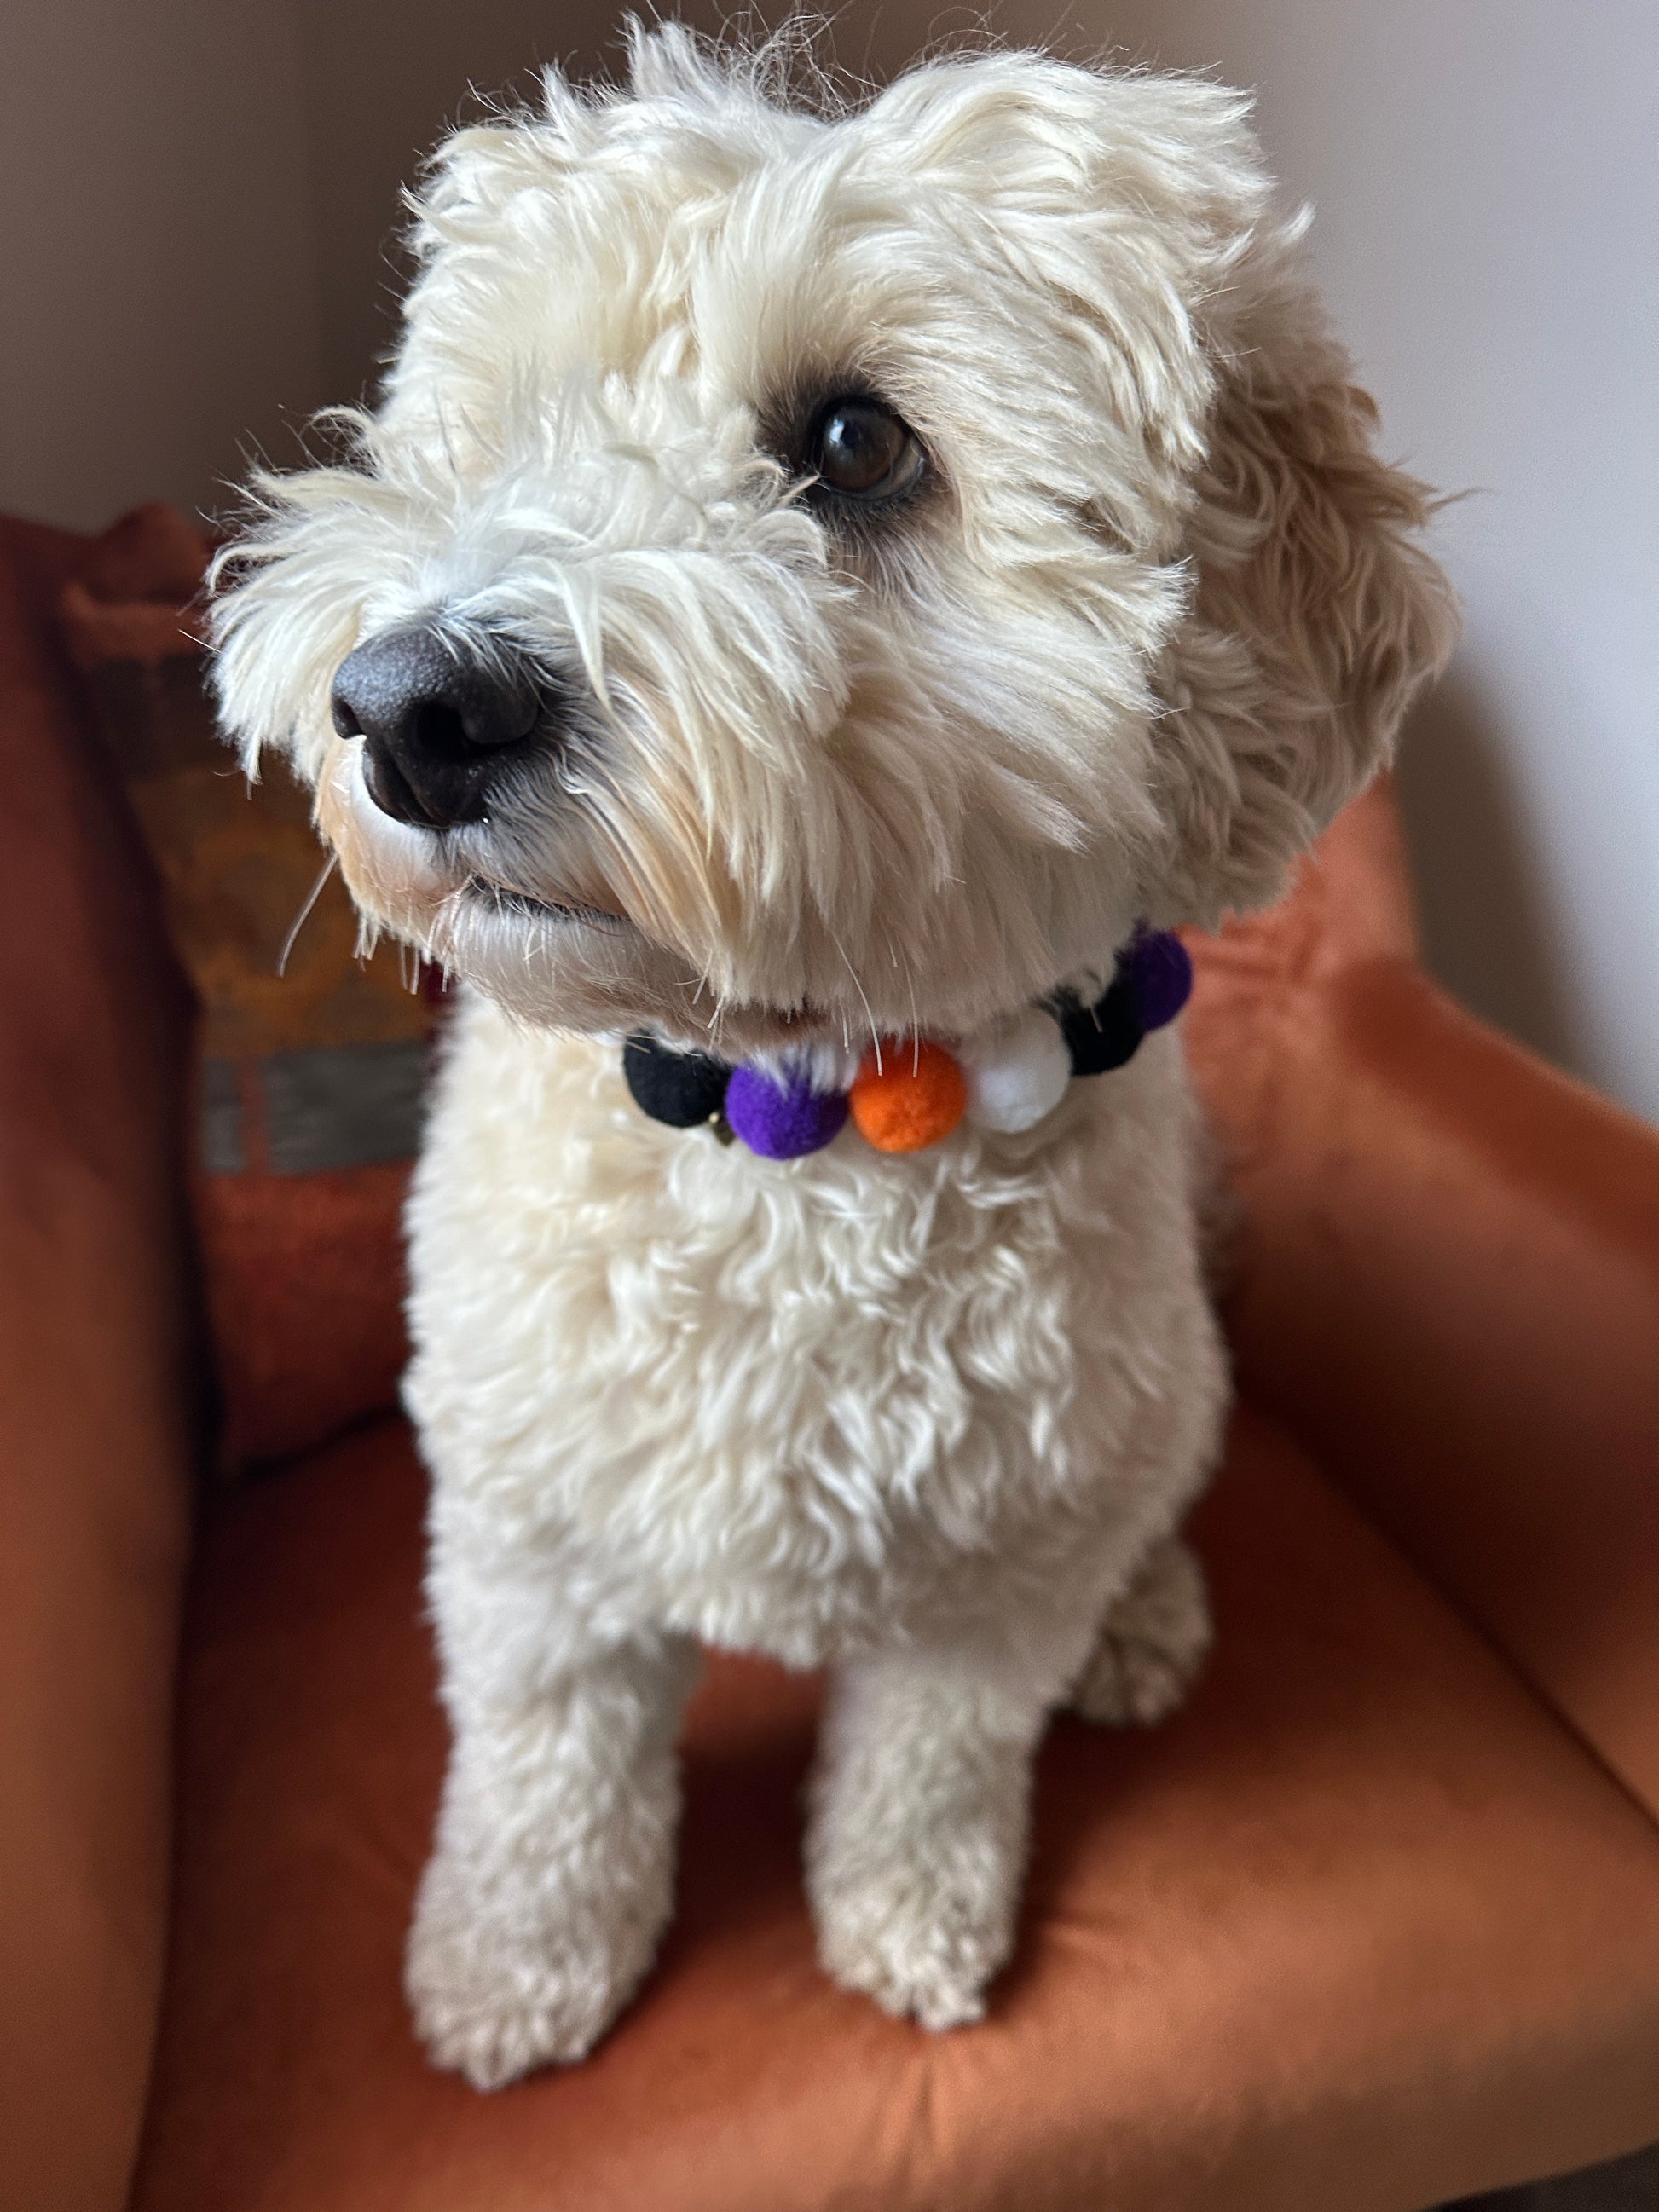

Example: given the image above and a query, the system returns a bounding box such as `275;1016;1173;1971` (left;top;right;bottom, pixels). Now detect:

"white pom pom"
961;1008;1071;1134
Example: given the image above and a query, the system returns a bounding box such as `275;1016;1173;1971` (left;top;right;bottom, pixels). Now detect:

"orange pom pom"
849;1039;968;1153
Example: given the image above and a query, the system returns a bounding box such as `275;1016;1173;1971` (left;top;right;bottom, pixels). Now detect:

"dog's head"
214;27;1454;1057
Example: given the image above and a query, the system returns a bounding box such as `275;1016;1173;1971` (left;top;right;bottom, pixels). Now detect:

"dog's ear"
870;60;1269;475
1147;255;1458;923
871;55;1457;921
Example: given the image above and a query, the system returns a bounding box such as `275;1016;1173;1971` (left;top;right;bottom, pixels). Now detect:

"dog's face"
215;30;1454;1057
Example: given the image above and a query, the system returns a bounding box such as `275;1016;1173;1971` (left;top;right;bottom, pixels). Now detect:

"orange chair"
3;511;1656;2212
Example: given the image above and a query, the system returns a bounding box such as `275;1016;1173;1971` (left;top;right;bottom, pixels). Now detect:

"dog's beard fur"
212;25;1455;1060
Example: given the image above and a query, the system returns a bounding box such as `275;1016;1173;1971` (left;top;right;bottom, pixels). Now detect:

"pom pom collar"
622;926;1191;1162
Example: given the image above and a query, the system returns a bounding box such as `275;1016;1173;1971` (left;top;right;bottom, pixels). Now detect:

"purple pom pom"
1124;927;1193;1031
725;1065;848;1159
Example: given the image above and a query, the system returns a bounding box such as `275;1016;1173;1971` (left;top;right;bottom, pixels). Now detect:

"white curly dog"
213;26;1453;2088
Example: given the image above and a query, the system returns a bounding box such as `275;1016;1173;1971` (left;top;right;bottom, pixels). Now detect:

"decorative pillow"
58;506;436;1469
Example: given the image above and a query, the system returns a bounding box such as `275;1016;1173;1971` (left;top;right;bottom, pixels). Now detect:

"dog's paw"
814;1848;1015;2031
404;1850;653;2088
1070;1534;1211;1727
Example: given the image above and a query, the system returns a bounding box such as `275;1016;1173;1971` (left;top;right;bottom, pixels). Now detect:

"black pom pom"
1054;975;1144;1077
623;1033;732;1127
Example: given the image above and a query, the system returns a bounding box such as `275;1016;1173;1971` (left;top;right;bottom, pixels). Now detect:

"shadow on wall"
1395;666;1585;1082
292;0;942;408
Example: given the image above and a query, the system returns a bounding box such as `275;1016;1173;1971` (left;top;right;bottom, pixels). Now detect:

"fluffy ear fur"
861;55;1456;930
1148;243;1459;926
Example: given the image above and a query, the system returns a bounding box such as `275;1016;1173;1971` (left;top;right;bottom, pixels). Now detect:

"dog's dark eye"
808;397;925;503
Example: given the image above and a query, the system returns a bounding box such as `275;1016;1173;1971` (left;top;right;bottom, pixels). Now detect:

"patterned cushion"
57;505;436;1468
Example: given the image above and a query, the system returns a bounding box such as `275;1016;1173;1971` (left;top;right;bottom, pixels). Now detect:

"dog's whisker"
827;923;880;1072
276;854;338;977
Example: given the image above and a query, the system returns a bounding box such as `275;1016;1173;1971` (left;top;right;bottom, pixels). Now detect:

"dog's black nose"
331;626;546;829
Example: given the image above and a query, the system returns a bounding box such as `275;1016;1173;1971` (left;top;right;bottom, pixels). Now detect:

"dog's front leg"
405;1569;697;2088
806;1621;1092;2030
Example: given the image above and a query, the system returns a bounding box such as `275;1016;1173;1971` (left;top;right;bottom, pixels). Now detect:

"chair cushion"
132;1411;1659;2212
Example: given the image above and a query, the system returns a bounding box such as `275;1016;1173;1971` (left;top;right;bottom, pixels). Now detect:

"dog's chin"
338;791;1009;1060
461;876;637;938
431;879;862;1061
441;875;656;1015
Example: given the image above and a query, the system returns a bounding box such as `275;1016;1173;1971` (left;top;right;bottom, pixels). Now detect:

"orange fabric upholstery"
4;490;1659;2212
132;1412;1659;2212
0;520;194;2212
1184;787;1659;1814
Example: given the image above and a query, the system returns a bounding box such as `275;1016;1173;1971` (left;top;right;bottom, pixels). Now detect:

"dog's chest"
405;1001;1211;1656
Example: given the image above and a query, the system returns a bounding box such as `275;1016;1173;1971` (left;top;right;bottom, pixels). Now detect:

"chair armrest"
1207;953;1659;1814
0;521;195;2212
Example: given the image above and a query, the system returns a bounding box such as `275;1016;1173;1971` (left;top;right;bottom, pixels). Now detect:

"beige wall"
3;1;1654;1122
1096;0;1659;1127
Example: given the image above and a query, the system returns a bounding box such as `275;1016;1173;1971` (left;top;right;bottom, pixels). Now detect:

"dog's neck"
621;927;1192;1159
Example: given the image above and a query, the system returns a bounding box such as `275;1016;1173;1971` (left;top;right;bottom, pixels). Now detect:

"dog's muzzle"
331;625;551;829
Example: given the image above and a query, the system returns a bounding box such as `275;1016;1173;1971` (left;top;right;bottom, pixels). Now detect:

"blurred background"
3;0;1653;1121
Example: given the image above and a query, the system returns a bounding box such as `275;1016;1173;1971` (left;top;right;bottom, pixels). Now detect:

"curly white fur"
212;24;1454;2083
